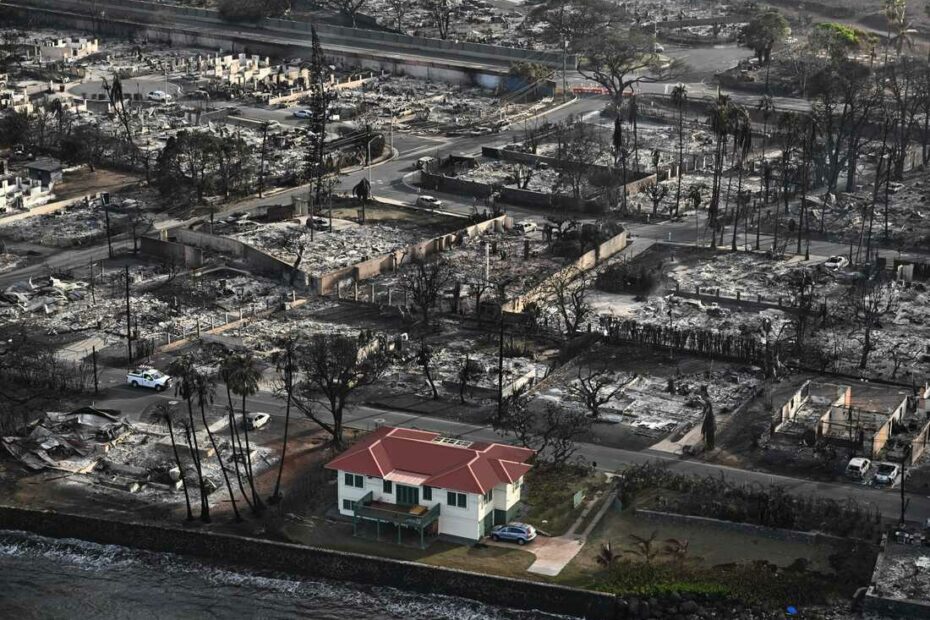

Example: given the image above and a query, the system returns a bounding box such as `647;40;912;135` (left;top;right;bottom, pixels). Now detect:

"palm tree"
729;106;753;251
219;354;254;513
774;112;803;254
269;335;298;505
627;531;661;565
195;370;241;522
168;355;210;523
707;92;733;248
148;402;193;522
670;84;688;217
223;351;265;514
596;541;618;569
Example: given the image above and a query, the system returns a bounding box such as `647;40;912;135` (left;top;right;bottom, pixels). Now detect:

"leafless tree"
322;0;370;27
850;273;898;370
541;265;592;335
494;398;592;468
385;0;413;31
292;334;388;448
401;256;454;326
416;340;439;399
422;0;461;39
567;366;627;418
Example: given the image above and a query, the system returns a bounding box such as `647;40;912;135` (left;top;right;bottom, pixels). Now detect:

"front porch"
352;491;441;548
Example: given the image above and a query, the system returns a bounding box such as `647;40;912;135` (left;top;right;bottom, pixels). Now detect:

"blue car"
490;522;537;545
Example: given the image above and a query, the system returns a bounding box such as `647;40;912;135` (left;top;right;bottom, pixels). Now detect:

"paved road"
90;377;930;524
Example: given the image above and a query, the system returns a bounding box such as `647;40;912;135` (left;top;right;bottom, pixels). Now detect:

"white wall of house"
334;469;526;541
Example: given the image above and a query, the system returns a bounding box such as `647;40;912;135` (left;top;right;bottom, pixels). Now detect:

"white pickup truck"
127;368;172;391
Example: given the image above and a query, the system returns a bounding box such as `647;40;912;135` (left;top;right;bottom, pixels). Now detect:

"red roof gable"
325;427;535;494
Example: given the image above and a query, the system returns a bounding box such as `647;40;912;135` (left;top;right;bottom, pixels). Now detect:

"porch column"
397;523;402;544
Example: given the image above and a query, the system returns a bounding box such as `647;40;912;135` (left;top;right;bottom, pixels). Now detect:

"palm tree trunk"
186;398;210;523
227;404;254;511
201;400;240;521
167;418;194;521
241;393;265;513
270;381;292;504
676;107;684;217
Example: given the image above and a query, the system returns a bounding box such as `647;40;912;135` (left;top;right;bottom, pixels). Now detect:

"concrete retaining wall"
169;228;309;287
313;215;509;295
633;509;851;546
504;230;629;313
0;505;616;619
139;236;204;268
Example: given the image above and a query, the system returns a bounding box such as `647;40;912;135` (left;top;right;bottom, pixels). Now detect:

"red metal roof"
325;426;535;494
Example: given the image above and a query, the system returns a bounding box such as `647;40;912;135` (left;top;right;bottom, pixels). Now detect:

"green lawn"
522;467;610;536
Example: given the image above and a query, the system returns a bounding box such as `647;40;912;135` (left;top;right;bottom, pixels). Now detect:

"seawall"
0;505;617;619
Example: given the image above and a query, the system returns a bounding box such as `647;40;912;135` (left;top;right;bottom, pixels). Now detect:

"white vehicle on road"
146;90;173;103
823;255;849;271
245;412;271;430
292;108;313;119
127;368;171;391
416;195;442;210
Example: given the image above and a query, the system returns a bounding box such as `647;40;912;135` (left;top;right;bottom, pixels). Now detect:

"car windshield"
877;465;895;475
149;370;164;379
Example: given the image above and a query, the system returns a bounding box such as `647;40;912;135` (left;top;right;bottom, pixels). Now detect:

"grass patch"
523;466;609;536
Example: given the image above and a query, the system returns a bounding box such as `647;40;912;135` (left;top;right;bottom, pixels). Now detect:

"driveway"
485;536;585;577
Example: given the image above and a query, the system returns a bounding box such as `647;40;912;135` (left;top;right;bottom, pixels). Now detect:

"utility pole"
562;39;569;102
92;345;99;395
496;315;505;423
124;265;132;364
104;198;113;259
89;260;95;304
258;121;269;198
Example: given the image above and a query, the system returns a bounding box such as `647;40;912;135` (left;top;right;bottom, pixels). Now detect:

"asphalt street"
91;374;930;525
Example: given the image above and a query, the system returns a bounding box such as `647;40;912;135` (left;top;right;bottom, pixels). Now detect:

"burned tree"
541;265;592;335
850;273;899;370
566;366;627;419
401;256;454;326
293;334;387;449
416;340;439;400
303;27;335;219
699;386;715;451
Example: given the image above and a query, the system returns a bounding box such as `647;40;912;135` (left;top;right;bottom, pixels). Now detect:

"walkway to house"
487;489;617;577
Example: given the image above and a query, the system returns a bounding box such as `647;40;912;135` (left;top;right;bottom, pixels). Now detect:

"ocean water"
0;530;572;620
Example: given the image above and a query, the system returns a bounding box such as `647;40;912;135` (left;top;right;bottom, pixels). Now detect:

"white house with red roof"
325;426;535;544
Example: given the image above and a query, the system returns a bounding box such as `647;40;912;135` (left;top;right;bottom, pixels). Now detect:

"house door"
396;484;420;506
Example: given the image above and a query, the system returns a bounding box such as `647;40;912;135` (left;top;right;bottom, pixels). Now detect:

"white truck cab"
127;368;171;391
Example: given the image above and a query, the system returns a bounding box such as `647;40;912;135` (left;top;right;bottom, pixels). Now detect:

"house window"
447;492;466;508
344;473;363;488
483;489;493;503
342;499;357;511
422;486;432;501
383;480;393;494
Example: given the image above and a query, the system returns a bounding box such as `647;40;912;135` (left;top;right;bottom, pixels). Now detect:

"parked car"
823;255;849;271
654;43;665;53
306;216;328;231
845;457;871;480
245;412;271;430
491;522;537;545
146;90;172;103
292;108;313;119
873;462;901;487
513;220;538;235
127;368;171;391
415;156;437;171
416;195;442;209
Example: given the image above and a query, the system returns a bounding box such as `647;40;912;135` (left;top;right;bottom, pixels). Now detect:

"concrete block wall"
313;215;510;295
504;230;628;313
139;236;204;268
